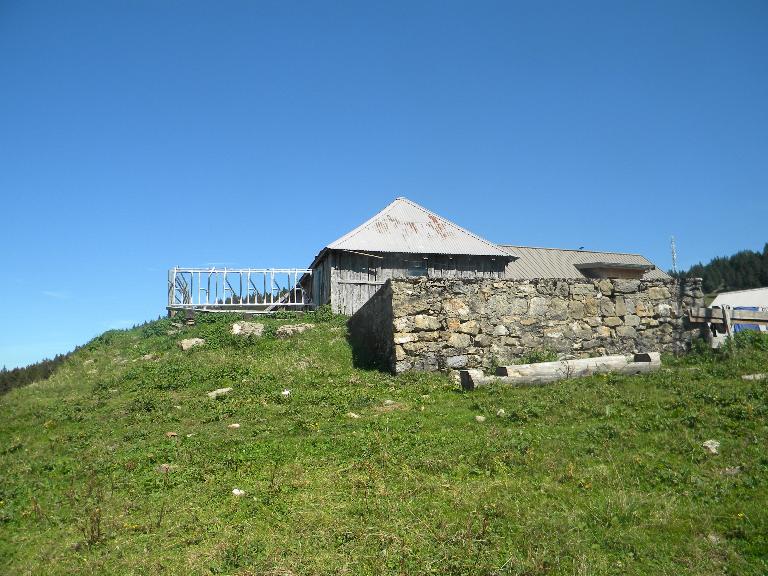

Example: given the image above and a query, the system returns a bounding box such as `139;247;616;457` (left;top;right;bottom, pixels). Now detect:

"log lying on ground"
460;352;661;390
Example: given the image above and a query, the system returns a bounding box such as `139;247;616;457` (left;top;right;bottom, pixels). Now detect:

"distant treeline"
673;243;768;294
0;353;70;394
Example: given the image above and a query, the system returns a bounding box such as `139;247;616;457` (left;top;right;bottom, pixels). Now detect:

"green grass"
1;313;767;575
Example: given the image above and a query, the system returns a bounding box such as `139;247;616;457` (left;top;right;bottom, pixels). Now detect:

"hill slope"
1;313;767;575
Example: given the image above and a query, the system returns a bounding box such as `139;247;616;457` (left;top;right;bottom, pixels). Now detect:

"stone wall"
380;277;704;373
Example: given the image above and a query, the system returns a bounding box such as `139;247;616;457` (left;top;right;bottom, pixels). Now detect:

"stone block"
493;324;510;337
600;299;616;316
598;279;613;295
446;355;468;369
529;296;549;317
624;314;641;327
413;314;441;331
458;320;480;335
597;326;611;338
447;332;471;349
616;326;637;338
394;332;418;344
548;298;569;320
614;280;641;293
571;283;594;296
635;300;653;317
443;298;470;318
393;317;411;332
647;286;671;300
614;297;626;316
567;300;585;319
604;316;622;327
395;345;406;361
584;297;599;316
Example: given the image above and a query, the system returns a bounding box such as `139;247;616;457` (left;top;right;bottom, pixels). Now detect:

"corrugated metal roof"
501;245;671;280
326;197;511;256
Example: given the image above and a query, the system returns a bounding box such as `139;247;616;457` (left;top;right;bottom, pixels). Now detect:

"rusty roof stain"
325;197;511;256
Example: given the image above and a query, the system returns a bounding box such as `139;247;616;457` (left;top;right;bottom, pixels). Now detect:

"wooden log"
460;353;661;390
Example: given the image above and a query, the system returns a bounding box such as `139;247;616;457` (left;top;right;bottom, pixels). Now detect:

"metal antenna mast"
670;236;678;275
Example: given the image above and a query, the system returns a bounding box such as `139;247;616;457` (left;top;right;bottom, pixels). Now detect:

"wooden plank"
688;307;768;325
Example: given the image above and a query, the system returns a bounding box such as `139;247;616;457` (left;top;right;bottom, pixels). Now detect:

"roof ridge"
499;244;648;258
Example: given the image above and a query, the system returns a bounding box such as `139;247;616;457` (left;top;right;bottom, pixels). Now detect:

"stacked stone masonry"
367;277;704;373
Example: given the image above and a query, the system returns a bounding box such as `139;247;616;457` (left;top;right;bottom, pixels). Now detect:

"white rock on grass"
207;387;232;399
496;409;507;417
232;488;245;497
702;440;720;454
475;415;486;423
179;338;205;351
281;389;291;397
231;321;265;337
276;323;315;339
383;399;395;406
227;423;241;429
346;412;361;419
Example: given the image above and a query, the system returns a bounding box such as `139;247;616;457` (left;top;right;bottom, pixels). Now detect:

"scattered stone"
165;431;178;438
346;412;361;419
156;463;173;474
375;401;406;413
232;488;245;497
174;405;181;409
281;389;291;397
84;359;94;365
723;466;742;476
231;321;265;337
227;423;241;429
707;533;722;545
207;387;233;399
276;323;315;338
702;440;720;454
741;373;767;381
186;433;195;438
179;338;205;351
496;408;506;417
141;353;156;361
475;415;486;423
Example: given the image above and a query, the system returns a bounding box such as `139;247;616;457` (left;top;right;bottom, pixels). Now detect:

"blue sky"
1;1;766;369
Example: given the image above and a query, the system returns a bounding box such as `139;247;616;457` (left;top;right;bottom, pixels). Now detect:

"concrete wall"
350;276;704;373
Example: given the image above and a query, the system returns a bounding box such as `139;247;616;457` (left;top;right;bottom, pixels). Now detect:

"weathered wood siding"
313;250;507;315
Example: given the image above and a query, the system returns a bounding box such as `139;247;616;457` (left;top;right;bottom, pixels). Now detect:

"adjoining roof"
324;197;512;257
500;245;671;281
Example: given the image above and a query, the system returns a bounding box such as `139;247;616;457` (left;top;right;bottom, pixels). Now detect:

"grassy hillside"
1;312;767;575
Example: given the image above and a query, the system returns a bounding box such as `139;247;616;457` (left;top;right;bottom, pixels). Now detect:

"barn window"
406;260;428;277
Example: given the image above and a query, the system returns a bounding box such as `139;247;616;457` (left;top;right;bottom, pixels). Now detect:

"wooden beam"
688;307;768;325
